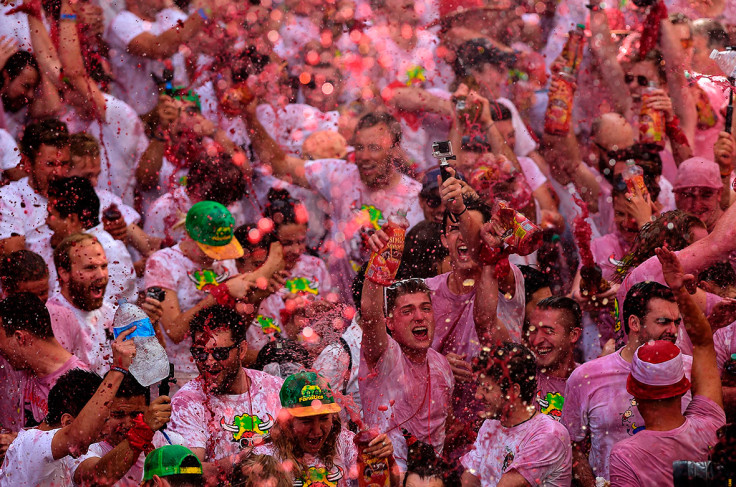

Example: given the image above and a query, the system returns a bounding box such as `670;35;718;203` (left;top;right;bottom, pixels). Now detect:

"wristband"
203;283;237;308
60;13;77;21
448;206;467;223
196;8;210;22
111;366;129;375
126;414;155;454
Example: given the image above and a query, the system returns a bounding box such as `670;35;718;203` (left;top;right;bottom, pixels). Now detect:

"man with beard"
0;119;71;257
527;297;582;421
169;305;283;484
45;233;114;375
244;107;423;304
460;343;572;486
71;374;180;486
562;281;694;485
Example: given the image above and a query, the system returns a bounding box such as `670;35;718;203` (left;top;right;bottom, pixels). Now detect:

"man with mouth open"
45;233;115;376
359;231;455;472
169;304;283;485
562;281;694;485
460;343;572;487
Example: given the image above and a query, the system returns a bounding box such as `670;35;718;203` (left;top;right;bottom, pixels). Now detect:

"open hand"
655;246;694;292
111;326;137;371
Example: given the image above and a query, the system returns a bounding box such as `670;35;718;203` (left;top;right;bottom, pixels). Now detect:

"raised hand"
655;246;694;292
143;395;172;431
111;326;137;371
0;36;19;71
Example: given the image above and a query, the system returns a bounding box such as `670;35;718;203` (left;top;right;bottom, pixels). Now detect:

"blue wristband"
60;13;77;21
196;8;209;22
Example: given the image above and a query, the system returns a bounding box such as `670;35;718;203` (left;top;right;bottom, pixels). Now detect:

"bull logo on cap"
188;269;230;290
219;413;275;448
293;466;344;487
285;277;319;295
256;315;281;334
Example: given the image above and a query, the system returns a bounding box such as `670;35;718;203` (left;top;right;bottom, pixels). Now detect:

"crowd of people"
1;0;736;484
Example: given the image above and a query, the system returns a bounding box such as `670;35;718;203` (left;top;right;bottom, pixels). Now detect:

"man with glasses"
169;305;283;484
562;281;694;485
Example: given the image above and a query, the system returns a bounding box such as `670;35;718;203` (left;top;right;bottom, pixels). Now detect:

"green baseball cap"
280;371;342;417
143;445;203;481
185;201;244;260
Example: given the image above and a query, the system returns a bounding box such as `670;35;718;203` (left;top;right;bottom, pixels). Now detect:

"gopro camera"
431;140;457;182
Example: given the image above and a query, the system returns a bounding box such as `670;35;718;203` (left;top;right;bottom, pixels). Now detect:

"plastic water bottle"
710;48;736;78
113;299;169;387
622;160;649;199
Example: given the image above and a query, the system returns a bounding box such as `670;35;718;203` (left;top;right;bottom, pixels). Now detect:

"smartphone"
146;286;166;302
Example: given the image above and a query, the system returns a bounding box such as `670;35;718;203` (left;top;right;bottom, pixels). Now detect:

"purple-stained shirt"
562;350;693;480
0;355;87;432
590;232;630;282
358;337;454;471
714;322;736;371
609;395;726;487
461;412;572;486
535;368;576;421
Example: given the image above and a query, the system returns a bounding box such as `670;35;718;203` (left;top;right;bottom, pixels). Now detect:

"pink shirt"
535;369;575;421
169;368;283;462
0;355;86;432
461;413;572;487
714;322;736;371
590;232;630;281
358;337;454;471
609;395;726;487
562;350;693;480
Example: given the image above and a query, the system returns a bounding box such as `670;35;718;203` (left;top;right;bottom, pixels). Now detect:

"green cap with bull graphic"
185;201;244;260
280;371;342;417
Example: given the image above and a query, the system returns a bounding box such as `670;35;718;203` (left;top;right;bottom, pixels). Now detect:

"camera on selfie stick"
431;140;456;182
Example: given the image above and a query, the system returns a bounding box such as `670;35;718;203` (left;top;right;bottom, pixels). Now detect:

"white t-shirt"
0;177;52;246
169;369;283;461
303;158;423;303
46;292;116;376
461;413;572;487
0;428;74;487
0;129;20;172
143;244;238;382
70;430;186;486
106;8;188;114
62;94;150;204
194;81;253;150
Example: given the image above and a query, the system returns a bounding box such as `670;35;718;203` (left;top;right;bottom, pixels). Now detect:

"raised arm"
58;0;106;119
473;223;509;347
73;396;171;486
242;99;310;188
659;19;696;147
361;230;392;368
588;0;630;116
656;247;722;407
50;328;137;460
125;7;207;60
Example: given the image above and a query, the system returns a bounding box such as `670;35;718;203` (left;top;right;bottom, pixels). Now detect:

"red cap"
626;340;691;400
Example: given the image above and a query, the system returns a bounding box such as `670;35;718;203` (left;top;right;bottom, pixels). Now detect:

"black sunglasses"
190;344;239;362
624;74;649;87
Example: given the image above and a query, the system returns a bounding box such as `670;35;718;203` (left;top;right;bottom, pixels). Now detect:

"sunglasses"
624;74;649;87
190;344;239;362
